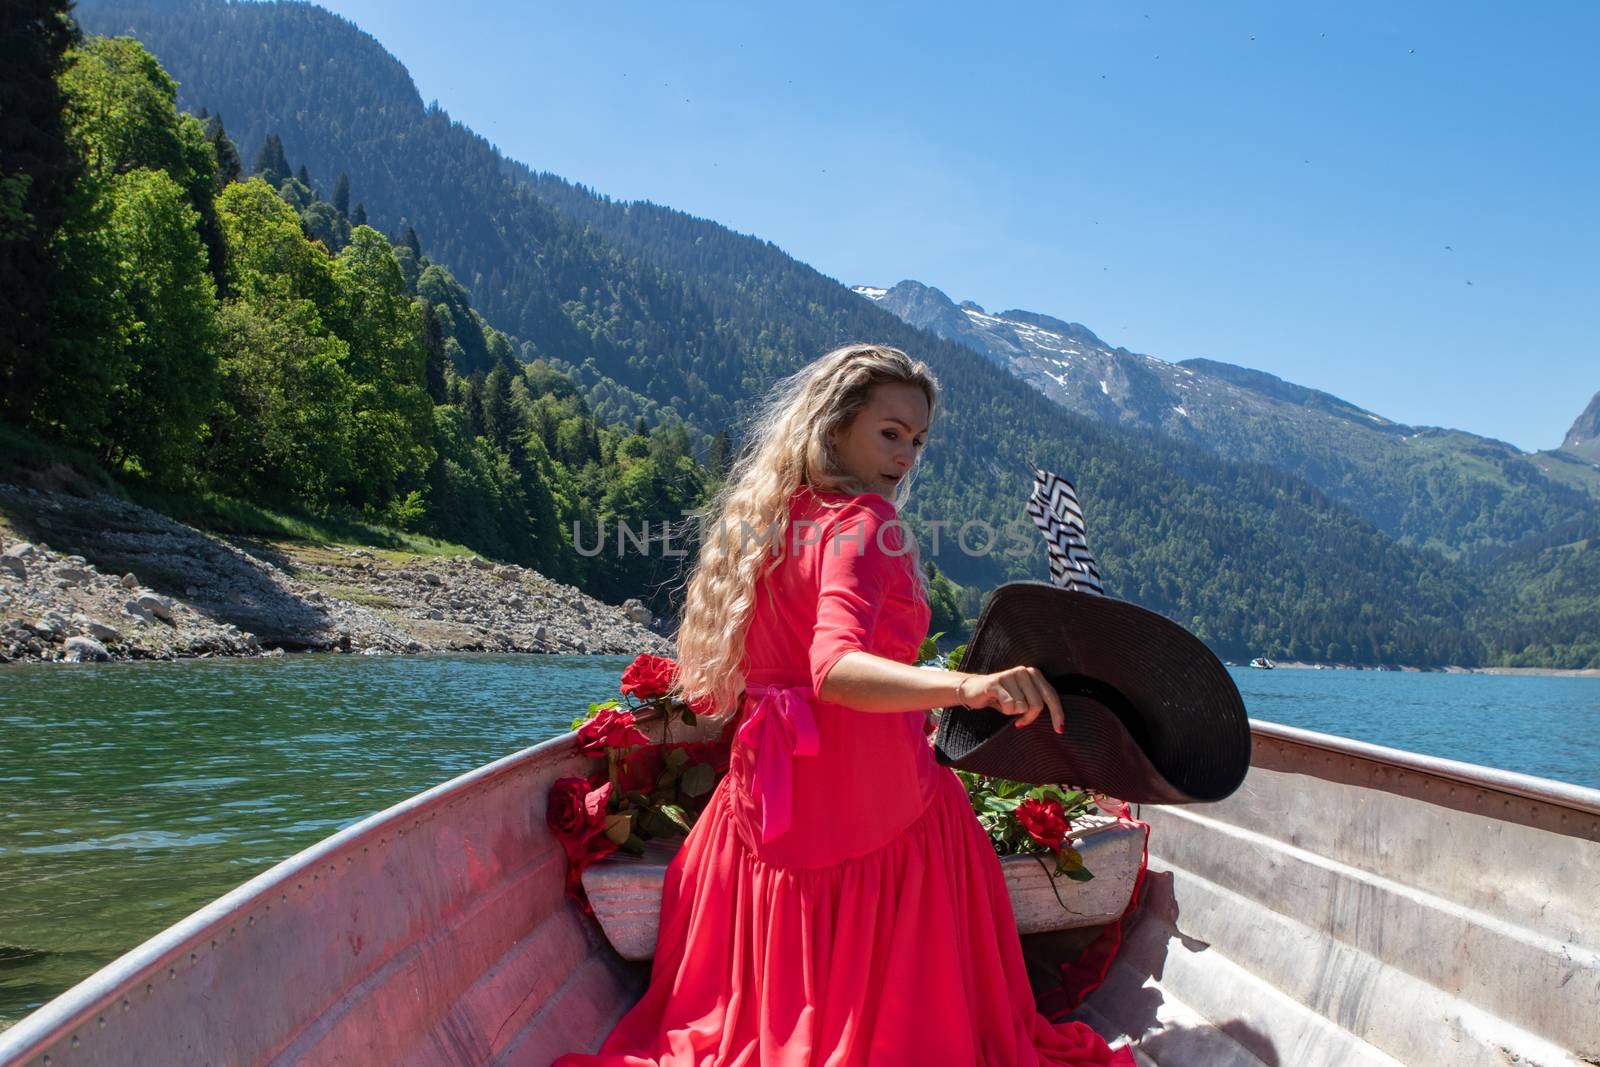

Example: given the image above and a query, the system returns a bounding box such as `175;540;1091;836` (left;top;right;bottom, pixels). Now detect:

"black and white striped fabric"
1026;467;1105;597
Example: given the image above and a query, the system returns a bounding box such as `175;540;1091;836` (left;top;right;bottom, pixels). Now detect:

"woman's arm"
818;650;1065;733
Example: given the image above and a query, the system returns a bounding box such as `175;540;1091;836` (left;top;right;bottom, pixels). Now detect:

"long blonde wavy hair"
669;343;940;729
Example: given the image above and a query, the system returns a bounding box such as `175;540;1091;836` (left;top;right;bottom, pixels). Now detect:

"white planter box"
582;815;1144;961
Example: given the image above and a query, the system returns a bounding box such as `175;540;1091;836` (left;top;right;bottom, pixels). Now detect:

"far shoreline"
1252;660;1600;679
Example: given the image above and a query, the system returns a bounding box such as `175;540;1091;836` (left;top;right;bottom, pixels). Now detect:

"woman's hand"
955;666;1065;733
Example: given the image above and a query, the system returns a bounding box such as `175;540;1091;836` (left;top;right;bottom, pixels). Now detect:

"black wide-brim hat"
934;581;1251;805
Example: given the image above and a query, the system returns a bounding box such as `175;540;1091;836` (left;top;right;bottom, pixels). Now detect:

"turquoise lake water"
1;653;1596;1027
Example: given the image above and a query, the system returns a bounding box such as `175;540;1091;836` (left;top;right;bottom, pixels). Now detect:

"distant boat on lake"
1249;656;1276;669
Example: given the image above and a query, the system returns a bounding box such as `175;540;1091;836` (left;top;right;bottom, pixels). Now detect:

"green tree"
251;133;289;187
58;35;226;292
208;296;355;506
0;0;86;424
99;167;219;483
331;225;436;511
203;113;242;186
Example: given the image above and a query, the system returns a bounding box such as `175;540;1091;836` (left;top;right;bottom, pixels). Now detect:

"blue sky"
309;0;1596;453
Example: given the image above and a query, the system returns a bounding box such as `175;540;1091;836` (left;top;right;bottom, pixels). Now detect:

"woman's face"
830;382;931;499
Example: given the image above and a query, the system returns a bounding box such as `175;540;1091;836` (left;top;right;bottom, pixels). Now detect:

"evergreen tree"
707;429;731;479
350;200;366;226
401;224;420;258
0;0;86;425
251;132;289;187
483;358;518;451
295;162;310;188
332;171;350;216
203;113;242;186
419;298;448;404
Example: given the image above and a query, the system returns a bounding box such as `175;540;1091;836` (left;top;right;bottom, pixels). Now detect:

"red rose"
1017;797;1070;850
547;777;614;860
563;832;620;916
620;654;678;700
615;745;665;794
577;707;651;755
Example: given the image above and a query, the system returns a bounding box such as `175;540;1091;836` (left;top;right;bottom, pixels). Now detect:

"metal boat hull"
1;718;1594;1065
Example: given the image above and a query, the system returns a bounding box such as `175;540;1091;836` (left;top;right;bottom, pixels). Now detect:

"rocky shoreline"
0;482;671;666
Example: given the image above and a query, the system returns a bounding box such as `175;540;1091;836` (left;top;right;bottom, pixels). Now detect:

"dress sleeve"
809;495;910;694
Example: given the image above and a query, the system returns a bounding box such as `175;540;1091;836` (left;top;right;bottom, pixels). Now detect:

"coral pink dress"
553;485;1130;1066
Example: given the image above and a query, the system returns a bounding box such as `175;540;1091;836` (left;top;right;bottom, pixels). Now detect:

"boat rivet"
168;968;176;980
189;953;197;963
248;916;255;926
71;1036;79;1048
121;1000;129;1012
98;1017;105;1028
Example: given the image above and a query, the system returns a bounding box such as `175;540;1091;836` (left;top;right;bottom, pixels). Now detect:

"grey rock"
135;593;174;622
74;615;121;643
64;635;110;662
55;567;93;586
121;573;139;589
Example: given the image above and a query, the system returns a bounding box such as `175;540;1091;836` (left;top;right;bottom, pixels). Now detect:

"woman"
553;344;1130;1066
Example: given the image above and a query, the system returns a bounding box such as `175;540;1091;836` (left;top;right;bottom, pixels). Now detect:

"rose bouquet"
546;654;733;915
552;642;1099;916
925;635;1099;887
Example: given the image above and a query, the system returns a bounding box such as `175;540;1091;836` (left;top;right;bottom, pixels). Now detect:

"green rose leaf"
602;811;633;845
664;747;691;771
656;804;693;834
681;762;717;798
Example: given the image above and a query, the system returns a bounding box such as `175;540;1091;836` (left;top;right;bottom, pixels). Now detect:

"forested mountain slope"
69;0;1590;666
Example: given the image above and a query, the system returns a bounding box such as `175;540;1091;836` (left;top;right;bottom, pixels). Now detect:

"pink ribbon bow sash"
735;683;821;843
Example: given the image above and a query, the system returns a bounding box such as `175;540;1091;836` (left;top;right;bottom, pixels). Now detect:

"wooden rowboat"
1;713;1595;1066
